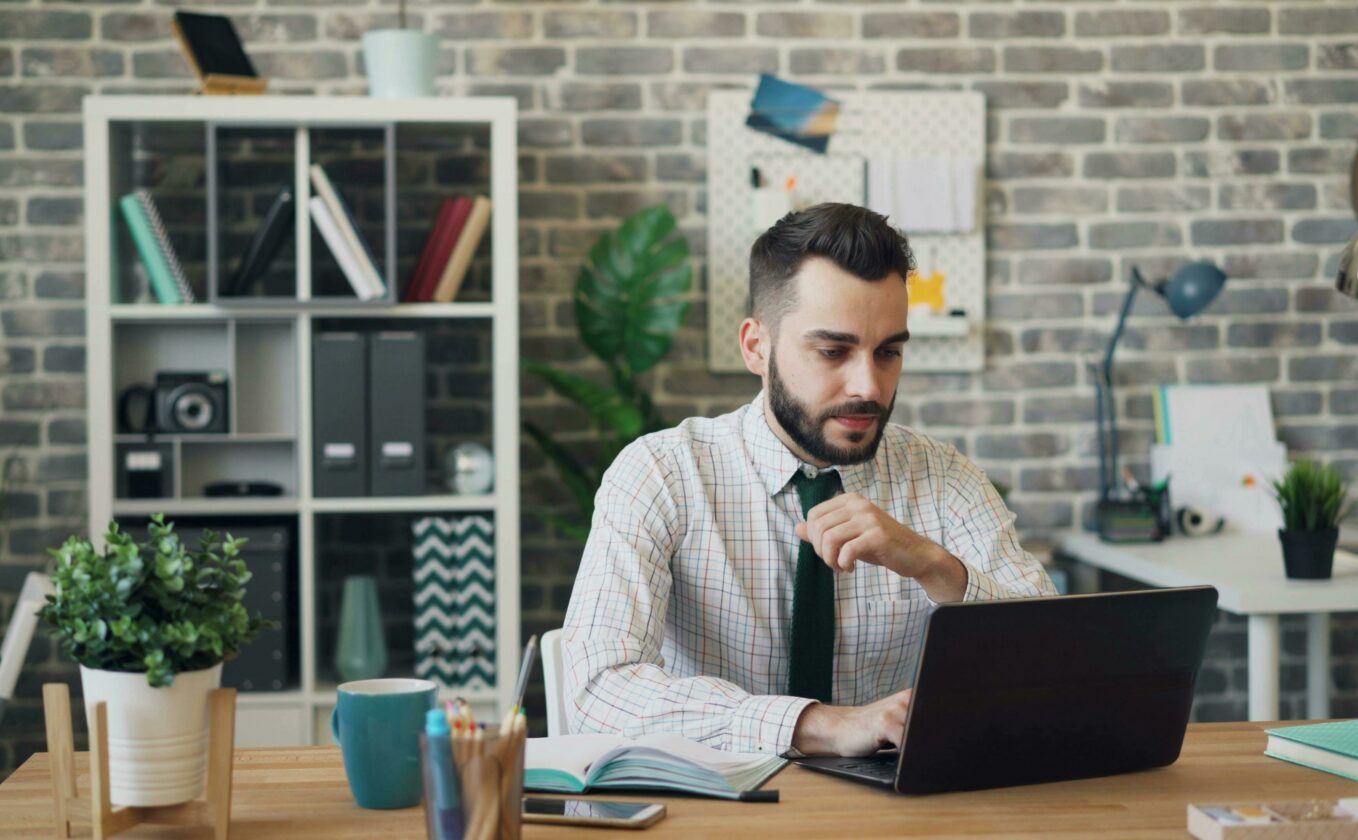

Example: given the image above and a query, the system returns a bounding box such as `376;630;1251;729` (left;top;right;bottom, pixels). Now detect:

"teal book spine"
118;193;181;304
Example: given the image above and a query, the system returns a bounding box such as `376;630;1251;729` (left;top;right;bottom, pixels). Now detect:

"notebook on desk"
795;586;1219;795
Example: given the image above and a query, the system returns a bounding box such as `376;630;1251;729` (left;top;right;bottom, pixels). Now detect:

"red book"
403;198;455;303
408;197;473;303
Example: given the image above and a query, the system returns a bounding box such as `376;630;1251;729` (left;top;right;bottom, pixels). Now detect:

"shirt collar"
742;391;880;499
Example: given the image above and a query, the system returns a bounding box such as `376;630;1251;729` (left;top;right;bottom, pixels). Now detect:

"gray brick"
42;345;84;374
1298;288;1358;314
1;308;84;338
682;47;777;75
1272;391;1324;418
1227;322;1322;349
1012;186;1107;215
1010;117;1104;145
988;224;1078;251
1123;325;1218;352
987;152;1073;180
1112;45;1203;73
1220;254;1317;282
558;82;640;112
47;488;85;517
0;11;90;40
757;12;851;39
1083;152;1175;180
545;11;636;38
1294;218;1357;245
0;274;20;303
518;119;573;149
1005;47;1101;74
0;85;86;114
918;399;1015;427
976;432;1069;460
791;49;885;76
519;191;578;221
581;118;682;148
1277;425;1358;453
1023;396;1096;424
970;11;1063;39
2;382;84;412
1280;7;1358;35
577;47;672;76
898;48;994;74
981;361;1077;391
1190;219;1283;246
1078;81;1172;109
1290;147;1353;175
230;14;318;44
1215;44;1309;72
467;47;566;77
21;47;122;79
1117;186;1210;214
0;233;81;262
1321;113;1358;140
1178;8;1270;36
545;154;645;185
1017;257;1111;286
0;347;36;376
0;124;12;151
863;12;959;39
656;153;704;183
1075;10;1169;37
26;197;81;227
0;199;14;226
1019;327;1107;354
131;51;195;80
35;454;85;482
1334;322;1358;345
100;12;168;41
324;13;408;41
585;190;687;220
255;51;347;81
22;121;82;151
1115;116;1210;145
466;83;533;111
1184;149;1279;178
1185;357;1280;384
1183;79;1276;107
1286;80;1358;106
1009;500;1073;530
1335;390;1358;415
1218;114;1312;142
1020;466;1100;494
0;420;39;446
1219;183;1316;212
1318;44;1358;71
972;81;1067;110
648;11;745;39
1090;222;1182;250
438;12;534;40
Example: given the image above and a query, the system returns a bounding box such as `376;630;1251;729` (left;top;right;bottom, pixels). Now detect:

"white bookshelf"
83;96;521;748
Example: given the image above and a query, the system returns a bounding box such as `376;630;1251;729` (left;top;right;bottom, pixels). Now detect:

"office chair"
0;572;54;727
540;628;569;736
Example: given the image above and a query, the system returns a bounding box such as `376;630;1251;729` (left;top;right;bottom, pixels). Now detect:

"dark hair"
748;202;915;325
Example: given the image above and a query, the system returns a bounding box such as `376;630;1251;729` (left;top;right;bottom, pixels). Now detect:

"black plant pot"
1278;528;1339;580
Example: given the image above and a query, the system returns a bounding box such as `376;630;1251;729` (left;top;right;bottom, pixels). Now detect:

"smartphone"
522;797;666;829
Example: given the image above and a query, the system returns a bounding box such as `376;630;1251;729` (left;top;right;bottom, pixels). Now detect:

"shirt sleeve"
938;446;1058;602
561;438;815;755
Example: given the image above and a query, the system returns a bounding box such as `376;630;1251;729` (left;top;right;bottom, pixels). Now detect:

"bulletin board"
706;90;987;373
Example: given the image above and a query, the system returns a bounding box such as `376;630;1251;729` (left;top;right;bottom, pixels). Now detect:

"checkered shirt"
561;392;1057;756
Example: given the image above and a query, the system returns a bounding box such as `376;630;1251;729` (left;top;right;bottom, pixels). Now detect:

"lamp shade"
1159;260;1226;319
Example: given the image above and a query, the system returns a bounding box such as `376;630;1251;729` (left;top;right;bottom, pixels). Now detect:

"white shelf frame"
84;96;521;745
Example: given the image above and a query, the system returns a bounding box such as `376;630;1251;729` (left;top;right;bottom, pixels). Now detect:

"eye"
877;347;903;359
818;348;846;360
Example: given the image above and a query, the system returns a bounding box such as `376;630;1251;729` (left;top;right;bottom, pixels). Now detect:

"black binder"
313;332;368;497
221;524;292;692
368;331;426;496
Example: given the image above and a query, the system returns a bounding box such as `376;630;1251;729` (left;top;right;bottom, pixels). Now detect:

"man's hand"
791;689;912;757
794;492;968;601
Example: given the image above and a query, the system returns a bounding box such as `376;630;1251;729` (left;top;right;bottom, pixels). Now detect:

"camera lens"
170;386;216;432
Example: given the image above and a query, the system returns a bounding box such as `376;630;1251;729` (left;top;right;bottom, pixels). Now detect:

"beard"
767;351;895;466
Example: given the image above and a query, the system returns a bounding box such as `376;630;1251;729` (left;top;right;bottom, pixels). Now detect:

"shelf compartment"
234;320;298;435
210;125;298;302
179;440;297;499
308;125;393;303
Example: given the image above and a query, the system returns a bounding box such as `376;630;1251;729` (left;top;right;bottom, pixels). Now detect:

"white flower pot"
80;663;222;807
362;30;439;98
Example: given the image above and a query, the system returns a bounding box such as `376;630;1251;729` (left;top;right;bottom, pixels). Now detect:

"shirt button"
801;466;818;479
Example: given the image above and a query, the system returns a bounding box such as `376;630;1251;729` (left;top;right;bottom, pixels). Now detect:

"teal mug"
331;678;437;809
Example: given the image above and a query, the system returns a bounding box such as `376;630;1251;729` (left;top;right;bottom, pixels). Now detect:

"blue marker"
424;708;465;839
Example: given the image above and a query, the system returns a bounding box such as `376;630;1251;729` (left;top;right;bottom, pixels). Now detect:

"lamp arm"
1098;269;1149;497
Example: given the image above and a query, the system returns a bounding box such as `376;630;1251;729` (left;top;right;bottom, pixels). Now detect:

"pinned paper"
866;157;978;233
745;74;840;154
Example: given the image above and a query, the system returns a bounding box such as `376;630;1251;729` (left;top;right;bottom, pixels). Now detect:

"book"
431;195;490;303
225;183;293;298
309;196;378;301
404;196;470;304
1265;720;1358;782
308;163;386;299
118;191;188;305
524;734;786;800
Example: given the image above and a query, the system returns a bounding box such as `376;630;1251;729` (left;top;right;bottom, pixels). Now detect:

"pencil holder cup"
423;723;524;840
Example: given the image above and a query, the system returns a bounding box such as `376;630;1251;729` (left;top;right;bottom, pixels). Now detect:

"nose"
844;353;884;405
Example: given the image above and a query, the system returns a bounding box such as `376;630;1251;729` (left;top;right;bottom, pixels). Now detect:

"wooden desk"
3;723;1358;838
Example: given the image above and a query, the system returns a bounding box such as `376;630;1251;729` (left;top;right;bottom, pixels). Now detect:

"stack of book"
310;164;388;301
401;194;492;303
118;189;196;305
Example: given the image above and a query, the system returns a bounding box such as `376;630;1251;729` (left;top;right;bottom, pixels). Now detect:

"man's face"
760;257;910;466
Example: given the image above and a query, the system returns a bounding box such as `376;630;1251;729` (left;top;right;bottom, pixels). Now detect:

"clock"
444;442;494;495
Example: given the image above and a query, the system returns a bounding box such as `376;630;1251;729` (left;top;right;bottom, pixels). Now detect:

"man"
562;203;1056;758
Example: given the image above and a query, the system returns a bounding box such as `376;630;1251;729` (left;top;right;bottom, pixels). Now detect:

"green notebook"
118;191;184;305
525;734;786;801
1265;720;1358;782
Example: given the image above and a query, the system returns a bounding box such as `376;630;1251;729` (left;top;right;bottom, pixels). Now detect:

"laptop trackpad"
794;752;899;787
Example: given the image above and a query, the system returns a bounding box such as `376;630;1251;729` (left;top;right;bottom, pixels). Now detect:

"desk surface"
1058;531;1358;614
3;723;1358;838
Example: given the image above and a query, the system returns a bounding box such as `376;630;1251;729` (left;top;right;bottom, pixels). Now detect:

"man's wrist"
915;544;968;602
790;701;837;756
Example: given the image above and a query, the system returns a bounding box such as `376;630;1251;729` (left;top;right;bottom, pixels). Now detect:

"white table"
1056;530;1358;722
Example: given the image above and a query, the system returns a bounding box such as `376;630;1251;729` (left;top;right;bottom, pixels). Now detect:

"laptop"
794;586;1219;794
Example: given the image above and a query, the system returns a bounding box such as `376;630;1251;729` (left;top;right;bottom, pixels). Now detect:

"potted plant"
523;204;692;543
1271;460;1354;580
362;0;438;98
39;515;270;807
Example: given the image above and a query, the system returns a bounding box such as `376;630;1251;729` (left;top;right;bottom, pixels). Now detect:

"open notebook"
525;734;786;800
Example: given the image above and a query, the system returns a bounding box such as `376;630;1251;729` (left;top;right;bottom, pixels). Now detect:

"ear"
739;317;770;377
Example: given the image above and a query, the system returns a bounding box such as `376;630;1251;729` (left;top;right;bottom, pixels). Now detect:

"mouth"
831;415;877;431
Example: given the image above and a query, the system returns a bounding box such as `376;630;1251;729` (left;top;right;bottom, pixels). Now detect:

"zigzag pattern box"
413;515;496;690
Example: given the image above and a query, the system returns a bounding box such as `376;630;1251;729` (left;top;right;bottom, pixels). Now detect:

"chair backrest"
540;628;569;736
1;572;54;708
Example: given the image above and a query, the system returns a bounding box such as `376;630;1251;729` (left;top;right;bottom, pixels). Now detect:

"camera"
154;371;229;434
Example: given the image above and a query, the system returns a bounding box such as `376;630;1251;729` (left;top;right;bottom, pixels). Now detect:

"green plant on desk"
1271;460;1353;580
523;204;692;543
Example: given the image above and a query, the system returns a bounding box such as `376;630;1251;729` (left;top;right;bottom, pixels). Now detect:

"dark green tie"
787;468;841;703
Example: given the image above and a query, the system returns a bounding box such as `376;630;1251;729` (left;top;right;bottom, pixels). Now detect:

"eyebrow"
803;329;912;346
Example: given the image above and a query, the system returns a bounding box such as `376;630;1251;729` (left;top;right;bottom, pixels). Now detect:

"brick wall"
2;0;1358;781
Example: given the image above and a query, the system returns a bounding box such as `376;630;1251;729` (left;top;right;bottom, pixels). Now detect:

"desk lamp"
1095;260;1227;542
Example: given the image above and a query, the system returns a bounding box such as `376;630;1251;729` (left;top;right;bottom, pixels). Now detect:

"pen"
739;789;780;803
510;634;538;714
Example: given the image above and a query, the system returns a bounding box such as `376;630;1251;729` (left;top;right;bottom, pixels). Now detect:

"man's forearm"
913;544;968;603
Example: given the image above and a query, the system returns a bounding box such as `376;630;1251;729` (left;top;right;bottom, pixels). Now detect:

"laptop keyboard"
798;752;898;784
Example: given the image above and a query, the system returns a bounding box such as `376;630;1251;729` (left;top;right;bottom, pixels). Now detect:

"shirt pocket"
857;599;928;698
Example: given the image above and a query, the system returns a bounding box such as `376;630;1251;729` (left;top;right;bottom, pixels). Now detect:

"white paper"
1160;385;1275;452
1150;442;1287;535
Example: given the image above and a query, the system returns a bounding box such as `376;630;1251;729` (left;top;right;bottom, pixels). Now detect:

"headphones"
1176;506;1225;538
